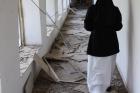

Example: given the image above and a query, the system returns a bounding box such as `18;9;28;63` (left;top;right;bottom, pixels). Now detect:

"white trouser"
87;54;117;93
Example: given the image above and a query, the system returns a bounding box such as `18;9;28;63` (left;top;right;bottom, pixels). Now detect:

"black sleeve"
113;7;123;31
84;6;95;31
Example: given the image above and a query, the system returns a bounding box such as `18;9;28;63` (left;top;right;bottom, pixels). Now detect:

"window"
46;0;56;25
18;0;42;46
22;0;42;45
46;0;56;36
63;0;67;11
58;0;63;18
18;0;41;76
67;0;70;7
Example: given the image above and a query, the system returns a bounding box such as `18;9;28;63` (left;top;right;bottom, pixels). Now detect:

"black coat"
84;5;123;57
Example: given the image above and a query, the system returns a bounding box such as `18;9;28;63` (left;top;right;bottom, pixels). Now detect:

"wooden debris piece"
34;54;60;82
48;61;85;82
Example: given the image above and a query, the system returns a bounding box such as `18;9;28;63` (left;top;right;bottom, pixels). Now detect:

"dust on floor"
32;9;128;93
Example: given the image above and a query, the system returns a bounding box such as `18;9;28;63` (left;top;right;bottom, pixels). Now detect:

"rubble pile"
32;9;127;93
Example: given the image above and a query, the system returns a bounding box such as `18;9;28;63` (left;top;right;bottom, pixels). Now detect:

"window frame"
18;0;25;47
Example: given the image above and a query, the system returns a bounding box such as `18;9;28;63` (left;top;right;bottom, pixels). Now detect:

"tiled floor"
32;9;128;93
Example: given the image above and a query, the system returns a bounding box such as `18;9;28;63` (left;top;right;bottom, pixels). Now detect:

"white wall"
0;0;22;93
113;0;140;93
113;0;130;85
128;0;140;93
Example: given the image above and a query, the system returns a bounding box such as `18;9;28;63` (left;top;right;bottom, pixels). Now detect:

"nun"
84;0;123;93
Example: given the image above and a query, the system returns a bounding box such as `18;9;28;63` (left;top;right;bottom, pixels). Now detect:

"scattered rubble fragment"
48;61;85;82
20;46;39;75
74;85;89;93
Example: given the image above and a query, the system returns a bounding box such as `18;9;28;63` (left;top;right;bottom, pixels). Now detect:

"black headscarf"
94;0;116;27
95;0;114;6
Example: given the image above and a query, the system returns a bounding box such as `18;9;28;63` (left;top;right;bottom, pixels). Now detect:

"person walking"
84;0;123;93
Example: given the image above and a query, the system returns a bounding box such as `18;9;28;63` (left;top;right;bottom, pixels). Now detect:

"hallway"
1;0;140;93
32;9;127;93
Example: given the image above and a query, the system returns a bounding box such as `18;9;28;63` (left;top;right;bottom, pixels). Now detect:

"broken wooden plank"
47;61;85;83
34;54;60;82
45;56;69;62
24;73;34;93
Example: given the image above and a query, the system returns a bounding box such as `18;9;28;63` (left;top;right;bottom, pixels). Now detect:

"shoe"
106;86;118;93
106;86;112;92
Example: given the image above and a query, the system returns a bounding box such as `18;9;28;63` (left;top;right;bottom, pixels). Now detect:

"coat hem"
87;51;119;57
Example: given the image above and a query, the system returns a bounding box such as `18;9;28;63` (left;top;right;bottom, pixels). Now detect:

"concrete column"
0;0;21;93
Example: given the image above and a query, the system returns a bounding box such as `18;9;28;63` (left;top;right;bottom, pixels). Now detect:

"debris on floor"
34;54;60;82
74;85;89;93
20;46;39;76
44;59;85;82
32;9;128;93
